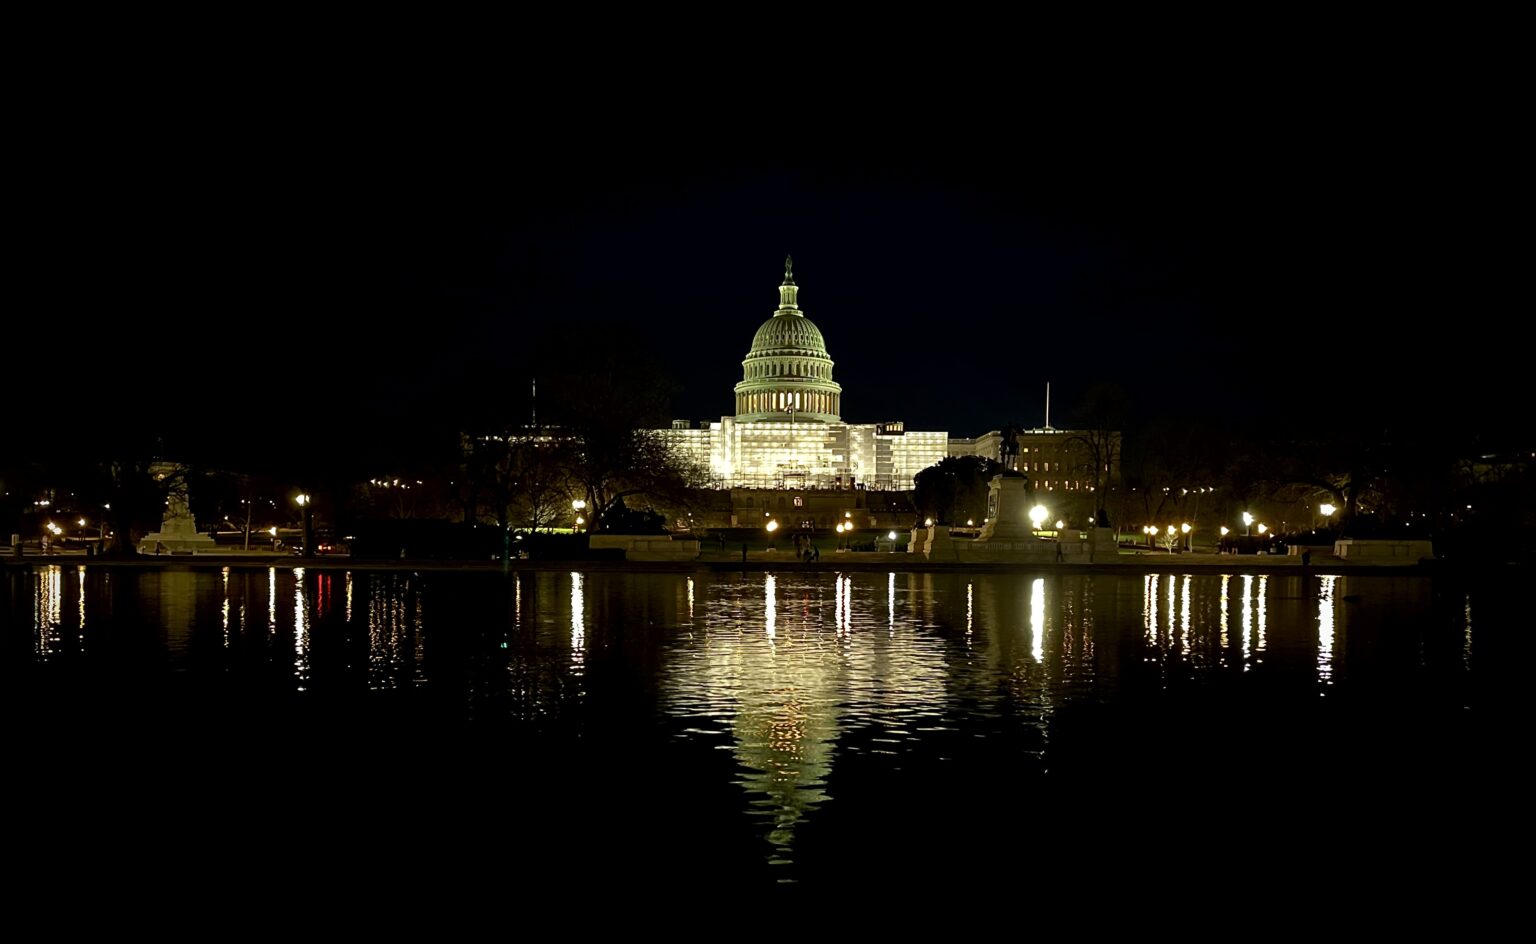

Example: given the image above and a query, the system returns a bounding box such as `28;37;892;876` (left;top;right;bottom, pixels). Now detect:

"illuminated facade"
658;259;948;490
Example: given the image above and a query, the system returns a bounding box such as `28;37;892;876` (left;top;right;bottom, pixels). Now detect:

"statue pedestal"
1089;527;1118;562
137;462;217;555
959;475;1055;562
138;529;216;555
977;476;1035;541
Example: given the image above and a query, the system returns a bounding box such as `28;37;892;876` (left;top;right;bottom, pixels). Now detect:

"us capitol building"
657;258;949;490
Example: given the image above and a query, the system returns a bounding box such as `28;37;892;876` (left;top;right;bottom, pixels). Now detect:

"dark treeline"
3;358;1531;560
1088;383;1533;560
1;331;704;556
909;383;1532;561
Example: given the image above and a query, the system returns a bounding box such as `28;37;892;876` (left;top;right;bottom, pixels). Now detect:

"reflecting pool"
4;566;1516;889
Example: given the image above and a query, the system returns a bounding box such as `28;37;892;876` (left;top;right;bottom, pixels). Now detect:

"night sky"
16;80;1527;473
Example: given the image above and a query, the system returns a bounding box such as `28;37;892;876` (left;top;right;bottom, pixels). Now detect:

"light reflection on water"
77;565;87;641
570;571;585;671
36;564;62;657
1318;574;1337;684
1031;577;1045;663
1241;573;1254;669
11;566;1488;877
293;567;308;690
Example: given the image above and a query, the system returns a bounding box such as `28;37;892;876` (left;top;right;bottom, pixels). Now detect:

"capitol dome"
733;256;843;423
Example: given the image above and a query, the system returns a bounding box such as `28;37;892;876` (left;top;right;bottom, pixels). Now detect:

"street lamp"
1165;524;1176;553
1181;521;1192;552
294;493;313;557
1320;503;1336;517
1257;523;1268;535
1242;511;1254;536
1029;505;1048;531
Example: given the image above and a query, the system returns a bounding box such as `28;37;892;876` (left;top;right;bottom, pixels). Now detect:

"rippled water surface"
5;565;1518;889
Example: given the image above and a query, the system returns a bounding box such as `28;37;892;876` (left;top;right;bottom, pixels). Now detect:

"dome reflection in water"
7;566;1508;886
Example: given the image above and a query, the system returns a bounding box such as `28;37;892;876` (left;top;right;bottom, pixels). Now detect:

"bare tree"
1066;384;1128;527
545;344;705;533
479;429;578;532
573;429;708;533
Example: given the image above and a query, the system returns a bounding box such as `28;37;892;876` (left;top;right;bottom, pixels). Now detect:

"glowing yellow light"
268;526;278;537
1055;520;1065;530
1320;503;1336;517
835;523;844;533
575;516;585;526
765;520;779;532
1181;523;1191;534
77;518;86;527
888;531;898;540
924;518;933;527
295;493;310;506
572;499;586;511
1029;505;1048;529
1257;523;1268;534
1242;511;1254;527
844;511;851;518
1166;525;1176;536
1220;526;1230;536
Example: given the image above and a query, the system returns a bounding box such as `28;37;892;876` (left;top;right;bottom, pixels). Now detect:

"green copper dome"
748;313;829;356
733;256;843;423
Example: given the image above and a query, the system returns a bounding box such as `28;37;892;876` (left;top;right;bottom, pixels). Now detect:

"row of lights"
1137;504;1341;550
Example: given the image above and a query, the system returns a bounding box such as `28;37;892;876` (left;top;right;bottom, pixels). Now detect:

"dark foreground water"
4;565;1525;899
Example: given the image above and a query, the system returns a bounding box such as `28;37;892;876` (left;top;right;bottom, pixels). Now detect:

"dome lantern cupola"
778;254;799;310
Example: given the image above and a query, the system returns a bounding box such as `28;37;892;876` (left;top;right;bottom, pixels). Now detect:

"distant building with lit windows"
657;258;949;490
948;427;1120;494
